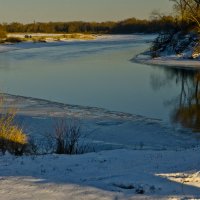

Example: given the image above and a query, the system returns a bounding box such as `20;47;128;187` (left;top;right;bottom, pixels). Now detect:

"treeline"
0;17;177;34
150;0;200;58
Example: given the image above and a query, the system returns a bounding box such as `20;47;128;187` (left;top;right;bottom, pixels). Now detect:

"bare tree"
170;0;200;30
183;0;200;29
170;0;187;25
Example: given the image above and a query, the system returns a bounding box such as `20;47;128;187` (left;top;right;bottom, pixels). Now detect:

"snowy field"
0;94;200;199
1;146;200;199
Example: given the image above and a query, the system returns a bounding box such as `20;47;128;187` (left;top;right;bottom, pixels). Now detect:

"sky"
0;0;173;23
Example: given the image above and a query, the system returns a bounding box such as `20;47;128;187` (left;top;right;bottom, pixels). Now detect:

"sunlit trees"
170;0;188;25
170;0;200;31
183;0;200;30
0;30;6;40
150;0;200;58
0;26;7;40
150;66;200;132
172;72;200;132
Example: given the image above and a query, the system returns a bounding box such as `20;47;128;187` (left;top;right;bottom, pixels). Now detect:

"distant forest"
0;17;177;34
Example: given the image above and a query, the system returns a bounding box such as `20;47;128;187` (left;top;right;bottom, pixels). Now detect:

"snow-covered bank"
1;94;200;199
133;54;200;69
3;93;200;151
0;34;155;55
132;32;200;69
0;33;102;54
7;33;97;42
1;148;200;199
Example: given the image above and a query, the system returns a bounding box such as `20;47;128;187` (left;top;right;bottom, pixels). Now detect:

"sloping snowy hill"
1;148;200;199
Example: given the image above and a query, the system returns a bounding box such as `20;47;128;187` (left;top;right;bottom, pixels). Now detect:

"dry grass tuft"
0;98;28;155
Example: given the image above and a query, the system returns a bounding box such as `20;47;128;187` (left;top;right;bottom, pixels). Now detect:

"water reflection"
151;66;200;132
172;71;200;132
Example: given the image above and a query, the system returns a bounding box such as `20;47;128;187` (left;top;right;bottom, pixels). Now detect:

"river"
0;34;198;126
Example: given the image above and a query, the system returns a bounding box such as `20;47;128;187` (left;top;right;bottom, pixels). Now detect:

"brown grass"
0;98;27;155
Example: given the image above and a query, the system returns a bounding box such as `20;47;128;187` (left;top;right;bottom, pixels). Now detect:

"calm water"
0;35;199;125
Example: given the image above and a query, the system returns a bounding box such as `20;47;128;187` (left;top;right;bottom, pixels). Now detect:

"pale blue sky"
0;0;173;23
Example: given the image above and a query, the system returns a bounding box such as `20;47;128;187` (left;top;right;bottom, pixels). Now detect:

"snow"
0;34;155;55
1;148;200;199
132;32;200;69
133;54;200;69
0;33;102;54
3;93;200;152
193;53;200;59
0;94;200;199
7;33;70;38
133;32;200;69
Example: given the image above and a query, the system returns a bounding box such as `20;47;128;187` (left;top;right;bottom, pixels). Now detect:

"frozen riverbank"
133;54;200;69
1;92;200;199
133;32;200;69
0;34;155;54
0;33;101;53
3;93;200;151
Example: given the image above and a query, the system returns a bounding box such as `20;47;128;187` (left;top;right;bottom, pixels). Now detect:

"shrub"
0;106;28;156
55;119;81;154
32;37;47;43
150;31;199;58
150;31;175;58
52;118;85;155
5;37;23;43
